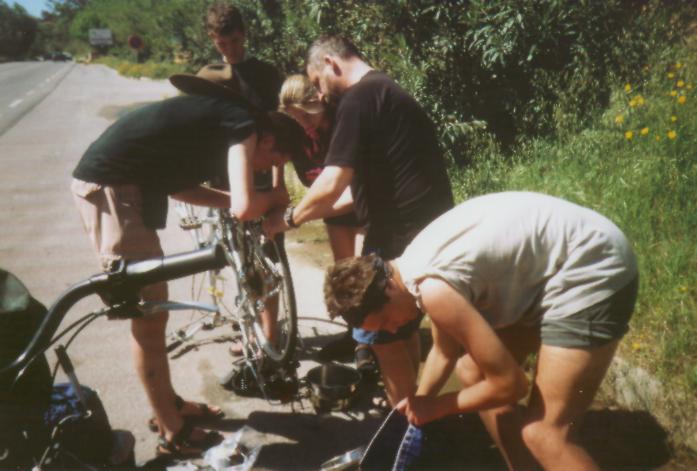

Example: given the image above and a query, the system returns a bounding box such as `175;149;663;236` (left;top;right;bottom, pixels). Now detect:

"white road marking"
9;99;23;108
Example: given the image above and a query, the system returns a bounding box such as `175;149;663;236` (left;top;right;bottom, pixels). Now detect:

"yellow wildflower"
632;342;642;351
671;115;677;122
678;95;686;105
640;127;649;135
629;98;637;107
677;80;685;88
668;72;675;79
635;95;645;106
676;62;683;69
688;83;693;90
670;90;678;97
625;130;633;140
667;130;677;140
624;83;632;93
614;114;624;125
655;135;661;141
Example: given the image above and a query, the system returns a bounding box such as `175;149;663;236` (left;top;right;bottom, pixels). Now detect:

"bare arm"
325;185;354;218
292;165;354;224
262;165;353;236
170;185;230;208
415;323;461;397
398;278;528;425
227;133;289;220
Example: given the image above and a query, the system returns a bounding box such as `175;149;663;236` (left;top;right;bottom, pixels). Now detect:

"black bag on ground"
0;269;52;404
44;383;114;466
0;269;119;469
0;268;52;469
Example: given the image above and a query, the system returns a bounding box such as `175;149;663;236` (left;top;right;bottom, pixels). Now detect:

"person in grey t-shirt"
323;192;638;470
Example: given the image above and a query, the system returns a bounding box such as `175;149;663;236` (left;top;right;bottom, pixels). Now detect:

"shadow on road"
140;404;673;470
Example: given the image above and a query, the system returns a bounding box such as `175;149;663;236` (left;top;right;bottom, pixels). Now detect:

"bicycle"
171;204;298;374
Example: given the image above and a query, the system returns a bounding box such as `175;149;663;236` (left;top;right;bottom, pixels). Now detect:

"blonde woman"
279;74;365;361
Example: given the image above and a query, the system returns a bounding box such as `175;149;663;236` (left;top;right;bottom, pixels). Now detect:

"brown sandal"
148;394;225;432
156;421;223;458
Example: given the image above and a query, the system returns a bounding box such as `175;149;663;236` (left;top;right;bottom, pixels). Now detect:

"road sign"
128;35;144;51
88;29;113;46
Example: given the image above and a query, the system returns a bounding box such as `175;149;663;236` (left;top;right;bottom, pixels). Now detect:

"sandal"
148;394;225;432
371;394;391;415
156;421;223;458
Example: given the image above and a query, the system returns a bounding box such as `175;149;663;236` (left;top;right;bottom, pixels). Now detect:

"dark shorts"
323;211;362;227
541;276;639;348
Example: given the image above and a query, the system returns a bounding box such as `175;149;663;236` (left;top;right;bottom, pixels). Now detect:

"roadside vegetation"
4;0;697;394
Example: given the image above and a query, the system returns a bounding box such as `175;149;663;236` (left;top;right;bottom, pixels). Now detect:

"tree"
0;1;39;60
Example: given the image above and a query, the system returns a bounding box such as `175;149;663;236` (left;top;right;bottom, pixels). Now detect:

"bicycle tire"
248;236;297;367
166;203;226;351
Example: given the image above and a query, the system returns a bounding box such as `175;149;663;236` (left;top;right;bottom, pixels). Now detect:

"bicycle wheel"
248;235;298;367
166;203;226;351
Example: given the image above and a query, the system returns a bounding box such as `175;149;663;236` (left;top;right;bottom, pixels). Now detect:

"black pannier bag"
0;268;52;468
0;269;119;469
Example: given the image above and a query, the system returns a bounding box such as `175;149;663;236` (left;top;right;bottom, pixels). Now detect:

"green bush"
454;47;697;391
96;56;186;79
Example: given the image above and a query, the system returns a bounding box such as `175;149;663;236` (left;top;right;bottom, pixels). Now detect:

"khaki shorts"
71;178;166;302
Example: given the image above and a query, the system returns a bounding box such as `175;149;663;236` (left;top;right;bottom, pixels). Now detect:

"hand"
272;186;290;208
263;208;289;238
396;394;444;426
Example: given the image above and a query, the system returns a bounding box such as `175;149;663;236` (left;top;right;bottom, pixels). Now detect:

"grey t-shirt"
396;192;638;327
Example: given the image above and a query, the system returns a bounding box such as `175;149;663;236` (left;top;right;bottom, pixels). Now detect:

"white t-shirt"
396;192;638;328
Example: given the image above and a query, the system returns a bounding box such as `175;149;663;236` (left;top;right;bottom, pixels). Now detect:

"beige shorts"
71;178;166;302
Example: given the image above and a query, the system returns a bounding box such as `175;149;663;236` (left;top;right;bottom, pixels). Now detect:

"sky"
11;0;50;17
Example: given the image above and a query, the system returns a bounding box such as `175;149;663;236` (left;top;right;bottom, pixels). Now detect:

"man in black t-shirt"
206;3;282;112
264;35;454;408
71;63;303;457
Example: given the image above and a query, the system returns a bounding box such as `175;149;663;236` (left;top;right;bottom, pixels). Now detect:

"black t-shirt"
326;71;454;257
73;94;255;227
234;57;282;112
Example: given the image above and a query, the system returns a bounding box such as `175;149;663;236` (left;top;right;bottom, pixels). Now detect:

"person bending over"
71;63;304;458
324;191;638;470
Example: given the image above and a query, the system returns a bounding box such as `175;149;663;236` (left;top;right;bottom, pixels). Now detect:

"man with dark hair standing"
265;35;454;408
71;64;304;458
206;2;282;112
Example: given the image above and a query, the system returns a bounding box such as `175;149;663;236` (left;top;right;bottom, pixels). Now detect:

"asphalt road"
0;61;74;138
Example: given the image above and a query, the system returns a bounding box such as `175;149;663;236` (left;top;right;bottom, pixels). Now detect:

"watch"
283;206;299;228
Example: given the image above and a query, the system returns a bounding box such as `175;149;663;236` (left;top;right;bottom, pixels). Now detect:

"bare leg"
520;341;620;470
454;326;540;470
372;330;420;406
131;282;181;440
320;225;364;360
326;224;364;261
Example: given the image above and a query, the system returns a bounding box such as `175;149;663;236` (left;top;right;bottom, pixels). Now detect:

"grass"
450;45;697;392
94;56;187;80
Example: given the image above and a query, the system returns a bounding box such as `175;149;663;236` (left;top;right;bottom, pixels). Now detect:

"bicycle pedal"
178;217;202;230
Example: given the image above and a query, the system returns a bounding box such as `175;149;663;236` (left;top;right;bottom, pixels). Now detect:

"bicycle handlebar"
0;243;228;376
